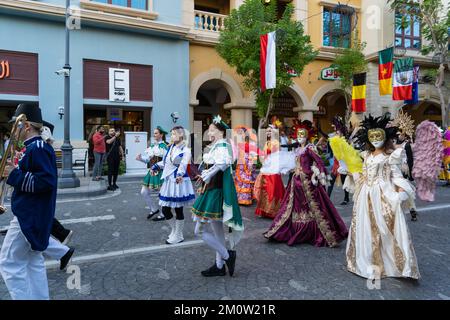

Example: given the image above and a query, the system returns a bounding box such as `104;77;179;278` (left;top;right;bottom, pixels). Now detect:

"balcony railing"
194;10;227;32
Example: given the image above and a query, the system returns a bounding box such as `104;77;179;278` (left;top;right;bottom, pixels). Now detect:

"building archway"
190;68;244;105
194;79;232;133
269;84;308;125
190;69;248;130
313;89;349;135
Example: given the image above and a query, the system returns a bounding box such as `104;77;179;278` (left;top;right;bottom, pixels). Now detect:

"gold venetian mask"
297;128;308;139
368;128;386;143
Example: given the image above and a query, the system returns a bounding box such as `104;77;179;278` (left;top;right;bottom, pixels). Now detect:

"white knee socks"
197;221;229;268
141;187;159;213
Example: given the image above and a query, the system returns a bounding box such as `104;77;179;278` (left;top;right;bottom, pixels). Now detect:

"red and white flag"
260;31;276;91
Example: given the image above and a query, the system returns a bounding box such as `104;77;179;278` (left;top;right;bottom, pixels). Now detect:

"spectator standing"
91;126;106;181
105;128;123;191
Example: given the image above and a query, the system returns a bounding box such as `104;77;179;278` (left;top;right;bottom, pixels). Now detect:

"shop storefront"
83;59;153;166
0;49;39;154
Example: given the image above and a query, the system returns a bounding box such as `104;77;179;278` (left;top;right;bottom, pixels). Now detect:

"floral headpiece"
212;115;230;130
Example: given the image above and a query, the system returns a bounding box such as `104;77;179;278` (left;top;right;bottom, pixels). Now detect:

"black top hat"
9;103;43;124
42;120;54;134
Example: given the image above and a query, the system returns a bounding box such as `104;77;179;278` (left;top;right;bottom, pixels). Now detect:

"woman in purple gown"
264;128;348;247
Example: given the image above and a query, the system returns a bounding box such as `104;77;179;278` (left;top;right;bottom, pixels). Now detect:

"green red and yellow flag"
378;47;393;96
352;73;366;112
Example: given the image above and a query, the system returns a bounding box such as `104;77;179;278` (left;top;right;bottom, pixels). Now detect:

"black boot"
410;209;418;222
224;250;236;277
60;247;75;271
201;264;226;277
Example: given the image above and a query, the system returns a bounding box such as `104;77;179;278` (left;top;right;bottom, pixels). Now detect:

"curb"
57;181;108;200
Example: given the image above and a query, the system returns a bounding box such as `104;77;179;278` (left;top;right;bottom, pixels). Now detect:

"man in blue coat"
0;103;57;300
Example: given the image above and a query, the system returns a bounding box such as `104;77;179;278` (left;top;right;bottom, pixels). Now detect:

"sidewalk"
57;174;143;200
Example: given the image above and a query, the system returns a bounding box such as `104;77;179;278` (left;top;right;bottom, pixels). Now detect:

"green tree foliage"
334;38;367;98
216;0;317;126
389;0;450;127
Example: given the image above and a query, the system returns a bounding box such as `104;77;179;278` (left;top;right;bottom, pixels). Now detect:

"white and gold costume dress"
346;148;420;279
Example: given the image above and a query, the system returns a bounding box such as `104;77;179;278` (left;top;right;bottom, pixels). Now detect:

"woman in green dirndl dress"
136;126;168;221
192;116;244;277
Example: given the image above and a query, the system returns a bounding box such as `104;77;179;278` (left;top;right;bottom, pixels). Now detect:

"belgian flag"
351;73;366;112
378;47;393;95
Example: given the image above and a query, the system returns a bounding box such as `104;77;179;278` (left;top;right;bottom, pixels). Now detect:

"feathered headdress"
331;115;348;138
354;114;397;151
270;115;283;129
389;110;415;141
291;120;314;140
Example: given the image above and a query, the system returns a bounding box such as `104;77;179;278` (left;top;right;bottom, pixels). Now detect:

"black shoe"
60;248;75;271
61;230;73;245
152;214;166;221
201;264;226;277
340;200;349;205
410;210;418;222
224;250;236;277
107;186;115;191
113;184;119;189
147;210;159;220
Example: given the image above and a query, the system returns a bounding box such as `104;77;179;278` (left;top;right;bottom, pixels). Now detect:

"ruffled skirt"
142;171;163;189
254;173;285;218
159;177;195;208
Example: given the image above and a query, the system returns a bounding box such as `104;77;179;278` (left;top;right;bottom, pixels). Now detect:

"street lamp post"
58;0;80;188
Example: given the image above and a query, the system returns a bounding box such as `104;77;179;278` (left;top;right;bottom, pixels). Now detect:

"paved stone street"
0;178;449;300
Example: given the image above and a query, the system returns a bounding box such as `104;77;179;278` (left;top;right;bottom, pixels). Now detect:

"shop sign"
109;68;130;102
320;66;341;80
0;60;10;79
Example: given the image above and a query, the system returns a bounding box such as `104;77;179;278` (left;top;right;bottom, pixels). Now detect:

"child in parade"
192;116;243;277
136;126;168;221
151;127;195;244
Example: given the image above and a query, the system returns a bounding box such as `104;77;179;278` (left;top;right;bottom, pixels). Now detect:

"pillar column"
230;0;245;10
294;105;318;122
189;100;198;133
224;101;255;129
181;0;194;28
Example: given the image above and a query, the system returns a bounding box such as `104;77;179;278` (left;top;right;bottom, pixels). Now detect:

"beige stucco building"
187;0;449;133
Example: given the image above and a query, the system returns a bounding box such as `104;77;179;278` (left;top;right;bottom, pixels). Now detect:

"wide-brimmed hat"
42;120;54;134
9;103;43;124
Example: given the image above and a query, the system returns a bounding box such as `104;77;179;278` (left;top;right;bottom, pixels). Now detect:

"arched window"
423;104;441;116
